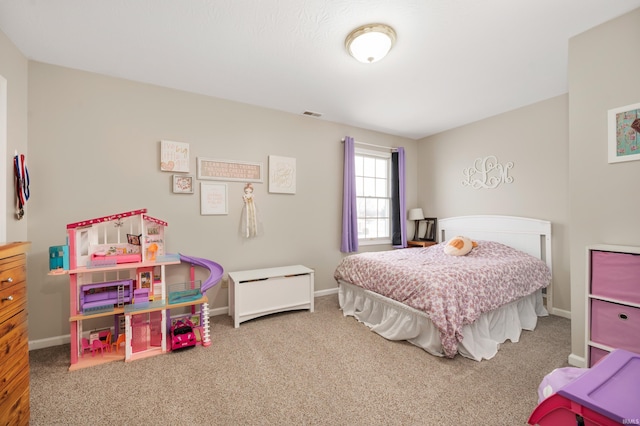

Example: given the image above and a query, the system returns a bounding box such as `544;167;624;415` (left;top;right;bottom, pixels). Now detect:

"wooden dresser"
0;242;31;425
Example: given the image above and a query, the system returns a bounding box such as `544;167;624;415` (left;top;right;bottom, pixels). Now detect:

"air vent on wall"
302;110;323;118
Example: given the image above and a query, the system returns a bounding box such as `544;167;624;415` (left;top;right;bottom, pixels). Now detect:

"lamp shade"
408;208;424;221
345;23;396;63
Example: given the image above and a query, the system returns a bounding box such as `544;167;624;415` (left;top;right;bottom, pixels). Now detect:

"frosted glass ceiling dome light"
345;23;396;63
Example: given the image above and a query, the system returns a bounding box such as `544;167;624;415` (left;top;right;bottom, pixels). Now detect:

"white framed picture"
200;182;228;215
160;140;190;172
172;175;194;194
268;155;296;194
197;157;263;182
608;102;640;164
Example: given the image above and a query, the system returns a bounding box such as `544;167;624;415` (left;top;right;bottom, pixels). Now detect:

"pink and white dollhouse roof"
66;209;168;229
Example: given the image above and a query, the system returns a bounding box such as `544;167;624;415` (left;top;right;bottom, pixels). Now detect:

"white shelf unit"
585;244;640;367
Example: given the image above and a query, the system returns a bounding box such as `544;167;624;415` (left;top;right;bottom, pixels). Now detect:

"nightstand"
407;240;437;248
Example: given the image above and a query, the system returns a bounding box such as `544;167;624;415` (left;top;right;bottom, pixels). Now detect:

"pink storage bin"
591;250;640;304
590;299;640;353
589;346;609;367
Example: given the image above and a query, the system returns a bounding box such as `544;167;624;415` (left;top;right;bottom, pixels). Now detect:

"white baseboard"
550;307;571;319
315;287;339;297
568;353;586;368
209;305;228;316
29;335;70;351
29;288;341;351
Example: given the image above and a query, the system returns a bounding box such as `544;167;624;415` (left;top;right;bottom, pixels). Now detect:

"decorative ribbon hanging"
242;183;258;238
14;153;29;219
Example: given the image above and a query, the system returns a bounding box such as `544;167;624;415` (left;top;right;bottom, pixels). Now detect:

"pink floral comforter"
333;241;551;357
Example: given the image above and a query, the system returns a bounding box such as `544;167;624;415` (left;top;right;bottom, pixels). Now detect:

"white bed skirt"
338;281;549;361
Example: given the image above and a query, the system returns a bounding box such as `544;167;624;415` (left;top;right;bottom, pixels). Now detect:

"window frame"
354;147;392;246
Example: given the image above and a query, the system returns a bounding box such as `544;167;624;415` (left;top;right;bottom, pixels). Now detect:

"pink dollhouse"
50;208;221;370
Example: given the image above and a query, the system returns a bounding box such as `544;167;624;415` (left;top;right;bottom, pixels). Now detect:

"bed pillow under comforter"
333;241;552;357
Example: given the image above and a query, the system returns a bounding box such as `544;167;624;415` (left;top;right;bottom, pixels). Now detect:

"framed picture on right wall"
608;102;640;164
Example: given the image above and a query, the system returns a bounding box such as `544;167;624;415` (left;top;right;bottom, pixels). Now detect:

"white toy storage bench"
228;265;314;328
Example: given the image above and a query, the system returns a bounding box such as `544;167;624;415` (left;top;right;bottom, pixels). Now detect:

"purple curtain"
341;137;359;253
392;147;408;248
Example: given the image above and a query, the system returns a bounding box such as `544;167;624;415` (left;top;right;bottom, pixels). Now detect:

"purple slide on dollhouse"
178;254;224;293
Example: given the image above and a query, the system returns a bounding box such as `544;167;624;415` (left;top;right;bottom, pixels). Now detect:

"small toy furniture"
98;330;112;352
91;339;108;357
133;288;150;304
147;243;158;261
170;319;197;351
81;338;92;357
80;280;133;313
49;245;69;270
112;334;126;354
528;349;640;425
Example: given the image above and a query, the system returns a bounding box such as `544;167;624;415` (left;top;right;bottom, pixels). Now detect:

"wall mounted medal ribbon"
14;153;29;219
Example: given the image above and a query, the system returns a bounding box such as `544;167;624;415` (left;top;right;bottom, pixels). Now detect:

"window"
355;148;391;244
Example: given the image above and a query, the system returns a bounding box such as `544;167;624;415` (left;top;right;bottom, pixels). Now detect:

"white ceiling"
1;1;639;140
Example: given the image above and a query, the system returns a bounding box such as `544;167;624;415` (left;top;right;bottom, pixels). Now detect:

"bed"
334;215;553;361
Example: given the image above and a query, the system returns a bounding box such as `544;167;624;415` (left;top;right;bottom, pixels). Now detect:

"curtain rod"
341;138;398;152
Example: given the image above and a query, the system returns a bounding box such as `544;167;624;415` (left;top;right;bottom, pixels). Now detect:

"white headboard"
439;215;552;274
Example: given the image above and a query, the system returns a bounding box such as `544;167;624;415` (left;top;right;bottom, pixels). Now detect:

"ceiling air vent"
302;110;322;118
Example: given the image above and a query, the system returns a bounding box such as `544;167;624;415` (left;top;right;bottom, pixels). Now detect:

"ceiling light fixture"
345;23;396;64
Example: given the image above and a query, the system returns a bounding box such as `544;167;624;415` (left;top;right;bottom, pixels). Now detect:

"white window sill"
358;239;392;246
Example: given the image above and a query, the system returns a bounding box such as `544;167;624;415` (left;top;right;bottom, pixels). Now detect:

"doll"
241;183;258;238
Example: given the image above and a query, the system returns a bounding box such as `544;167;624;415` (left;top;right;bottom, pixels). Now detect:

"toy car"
170;319;197;350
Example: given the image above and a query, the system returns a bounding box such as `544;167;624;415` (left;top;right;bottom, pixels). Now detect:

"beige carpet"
29;293;571;425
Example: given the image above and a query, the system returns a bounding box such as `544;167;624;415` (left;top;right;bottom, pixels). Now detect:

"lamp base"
413;220;420;241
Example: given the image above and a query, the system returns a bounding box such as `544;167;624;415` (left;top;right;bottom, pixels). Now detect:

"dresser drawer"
0;337;28;406
0;371;29;426
0;310;28;369
590;299;640;353
0;255;26;286
0;311;29;425
591;250;640;304
0;281;26;325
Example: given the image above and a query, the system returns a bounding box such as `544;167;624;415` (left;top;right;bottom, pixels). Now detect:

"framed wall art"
172;175;194;194
608;102;640;164
268;155;296;194
197;157;263;182
200;182;228;215
160;140;190;172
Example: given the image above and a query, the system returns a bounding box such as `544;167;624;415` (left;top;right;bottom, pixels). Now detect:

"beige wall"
568;9;640;366
0;29;28;242
417;95;571;314
26;62;417;343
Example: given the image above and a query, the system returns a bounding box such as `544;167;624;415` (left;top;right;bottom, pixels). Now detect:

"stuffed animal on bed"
443;236;478;256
